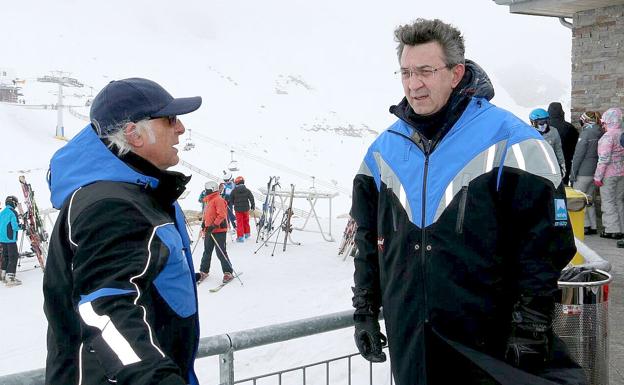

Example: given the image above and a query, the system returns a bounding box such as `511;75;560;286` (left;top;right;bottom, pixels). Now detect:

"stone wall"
571;4;624;124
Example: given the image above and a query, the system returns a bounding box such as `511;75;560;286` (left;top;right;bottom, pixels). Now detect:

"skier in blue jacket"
0;195;22;286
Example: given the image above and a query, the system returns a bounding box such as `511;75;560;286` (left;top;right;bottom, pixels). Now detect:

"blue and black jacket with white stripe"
352;62;582;384
44;124;199;385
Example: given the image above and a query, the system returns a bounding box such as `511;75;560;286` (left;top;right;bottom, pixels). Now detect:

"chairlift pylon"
228;150;239;171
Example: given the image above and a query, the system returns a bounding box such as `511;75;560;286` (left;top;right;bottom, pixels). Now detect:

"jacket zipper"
421;139;431;323
455;186;468;234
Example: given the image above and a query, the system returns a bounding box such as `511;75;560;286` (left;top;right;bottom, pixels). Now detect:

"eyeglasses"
395;65;449;81
149;115;178;126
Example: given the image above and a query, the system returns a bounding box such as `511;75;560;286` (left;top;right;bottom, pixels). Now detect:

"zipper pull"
423;139;432;155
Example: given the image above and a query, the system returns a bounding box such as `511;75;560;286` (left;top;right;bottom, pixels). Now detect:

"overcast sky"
1;0;572;121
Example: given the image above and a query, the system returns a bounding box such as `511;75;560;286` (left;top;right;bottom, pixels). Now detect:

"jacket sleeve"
553;133;566;176
594;134;614;181
70;199;186;385
498;168;575;310
351;170;382;313
248;189;255;210
10;210;19;239
570;131;588;180
214;199;228;227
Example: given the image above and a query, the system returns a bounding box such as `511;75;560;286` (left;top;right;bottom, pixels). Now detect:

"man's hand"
354;314;387;362
205;225;216;234
594;179;604;187
352;287;386;362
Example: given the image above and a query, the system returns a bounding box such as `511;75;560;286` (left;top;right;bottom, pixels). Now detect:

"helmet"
529;108;549;122
234;176;244;185
205;181;219;193
5;196;18;208
222;171;232;182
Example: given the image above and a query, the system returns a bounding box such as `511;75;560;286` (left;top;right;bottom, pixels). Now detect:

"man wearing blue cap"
44;78;203;385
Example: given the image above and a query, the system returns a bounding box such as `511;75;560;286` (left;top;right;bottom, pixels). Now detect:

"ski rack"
254;184;301;256
258;187;338;242
179;159;310;219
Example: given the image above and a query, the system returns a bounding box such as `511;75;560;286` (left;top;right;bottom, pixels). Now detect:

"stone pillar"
571;5;624;124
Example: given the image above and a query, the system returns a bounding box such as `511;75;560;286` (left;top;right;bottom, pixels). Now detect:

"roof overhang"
493;0;624;18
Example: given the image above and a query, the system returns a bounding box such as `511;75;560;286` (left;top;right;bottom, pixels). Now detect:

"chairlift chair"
228;150;239;171
183;129;195;151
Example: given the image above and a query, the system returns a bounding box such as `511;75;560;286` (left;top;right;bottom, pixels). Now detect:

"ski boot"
236;237;245;243
5;274;22;287
244;233;251;239
195;271;209;284
222;272;234;283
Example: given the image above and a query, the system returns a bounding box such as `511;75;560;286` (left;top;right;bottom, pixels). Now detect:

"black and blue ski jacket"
44;124;199;385
352;62;585;384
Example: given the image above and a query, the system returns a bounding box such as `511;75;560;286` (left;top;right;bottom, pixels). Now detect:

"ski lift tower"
37;71;84;139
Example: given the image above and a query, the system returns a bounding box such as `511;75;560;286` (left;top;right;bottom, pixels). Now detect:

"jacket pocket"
455;186;468;234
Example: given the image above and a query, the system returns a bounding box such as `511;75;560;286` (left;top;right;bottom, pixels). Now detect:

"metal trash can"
553;268;612;385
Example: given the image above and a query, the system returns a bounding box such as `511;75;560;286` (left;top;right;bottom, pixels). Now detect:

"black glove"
505;297;551;371
352;287;387;362
354;314;387;362
205;225;216;233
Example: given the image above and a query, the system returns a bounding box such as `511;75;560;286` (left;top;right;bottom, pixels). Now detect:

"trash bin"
565;187;591;265
553;268;611;385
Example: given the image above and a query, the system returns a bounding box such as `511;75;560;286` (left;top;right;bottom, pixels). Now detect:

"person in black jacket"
230;176;255;242
351;19;585;385
548;102;579;185
45;78;203;385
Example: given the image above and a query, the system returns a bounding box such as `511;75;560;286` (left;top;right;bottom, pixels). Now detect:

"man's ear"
124;122;143;148
451;63;465;88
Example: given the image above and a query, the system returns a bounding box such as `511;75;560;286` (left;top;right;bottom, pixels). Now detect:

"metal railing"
0;310;391;385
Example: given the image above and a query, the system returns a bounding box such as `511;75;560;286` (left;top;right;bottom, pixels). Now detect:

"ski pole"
210;233;244;286
190;228;203;257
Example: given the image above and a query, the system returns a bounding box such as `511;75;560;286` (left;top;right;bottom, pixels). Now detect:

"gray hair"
100;119;155;156
394;18;465;67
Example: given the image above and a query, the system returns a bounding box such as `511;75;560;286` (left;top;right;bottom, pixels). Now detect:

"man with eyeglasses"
44;78;203;385
351;19;586;385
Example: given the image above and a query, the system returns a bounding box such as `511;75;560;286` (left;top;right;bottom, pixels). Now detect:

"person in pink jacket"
594;107;624;239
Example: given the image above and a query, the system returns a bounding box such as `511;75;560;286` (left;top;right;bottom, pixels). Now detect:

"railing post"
219;350;235;385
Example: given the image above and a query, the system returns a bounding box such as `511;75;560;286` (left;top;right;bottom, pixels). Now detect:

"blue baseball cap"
90;77;202;134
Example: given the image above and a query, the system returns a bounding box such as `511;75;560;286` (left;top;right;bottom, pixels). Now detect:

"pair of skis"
256;176;280;242
337;216;358;261
198;271;244;292
16;176;47;272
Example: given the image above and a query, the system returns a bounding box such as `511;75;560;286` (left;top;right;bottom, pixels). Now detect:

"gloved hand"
505;298;551;371
354;314;387;362
205;225;216;233
352;287;386;362
594;179;604;187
